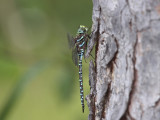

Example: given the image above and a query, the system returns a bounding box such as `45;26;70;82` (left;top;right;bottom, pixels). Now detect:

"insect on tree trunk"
85;0;160;120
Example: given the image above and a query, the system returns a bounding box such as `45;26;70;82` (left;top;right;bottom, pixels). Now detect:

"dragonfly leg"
90;53;95;59
88;31;93;39
84;58;87;63
89;53;96;63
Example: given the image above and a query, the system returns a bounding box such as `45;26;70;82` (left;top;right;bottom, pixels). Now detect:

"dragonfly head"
77;25;88;34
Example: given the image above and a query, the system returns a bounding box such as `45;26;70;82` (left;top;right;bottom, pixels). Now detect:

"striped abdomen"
78;49;84;112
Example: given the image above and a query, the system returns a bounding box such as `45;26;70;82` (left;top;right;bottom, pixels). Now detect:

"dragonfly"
67;25;90;113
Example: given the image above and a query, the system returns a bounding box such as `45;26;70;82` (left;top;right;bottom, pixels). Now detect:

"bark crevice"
101;36;119;119
86;60;96;120
154;98;160;108
120;31;138;120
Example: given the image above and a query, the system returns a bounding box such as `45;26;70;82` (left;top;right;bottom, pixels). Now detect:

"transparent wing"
72;47;78;67
84;37;88;51
67;33;75;49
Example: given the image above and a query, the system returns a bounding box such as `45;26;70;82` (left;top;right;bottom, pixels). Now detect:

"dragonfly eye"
77;29;84;34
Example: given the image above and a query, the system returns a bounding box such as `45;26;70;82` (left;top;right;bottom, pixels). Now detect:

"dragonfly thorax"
75;34;86;50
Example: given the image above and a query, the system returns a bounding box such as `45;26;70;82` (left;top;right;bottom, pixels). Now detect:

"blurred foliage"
0;0;92;120
0;61;47;120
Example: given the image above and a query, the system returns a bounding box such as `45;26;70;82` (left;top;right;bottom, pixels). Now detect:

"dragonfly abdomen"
78;49;84;112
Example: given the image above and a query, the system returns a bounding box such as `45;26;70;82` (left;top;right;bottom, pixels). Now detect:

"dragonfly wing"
84;37;88;50
72;47;78;67
67;33;75;49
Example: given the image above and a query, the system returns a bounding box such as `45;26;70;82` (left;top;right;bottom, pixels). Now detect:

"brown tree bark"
85;0;160;120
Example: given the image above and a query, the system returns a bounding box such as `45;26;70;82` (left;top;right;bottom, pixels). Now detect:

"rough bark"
85;0;160;120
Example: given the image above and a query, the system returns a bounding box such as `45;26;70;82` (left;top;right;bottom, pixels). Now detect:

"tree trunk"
85;0;160;120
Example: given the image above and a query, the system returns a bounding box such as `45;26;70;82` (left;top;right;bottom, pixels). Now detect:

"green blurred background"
0;0;92;120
